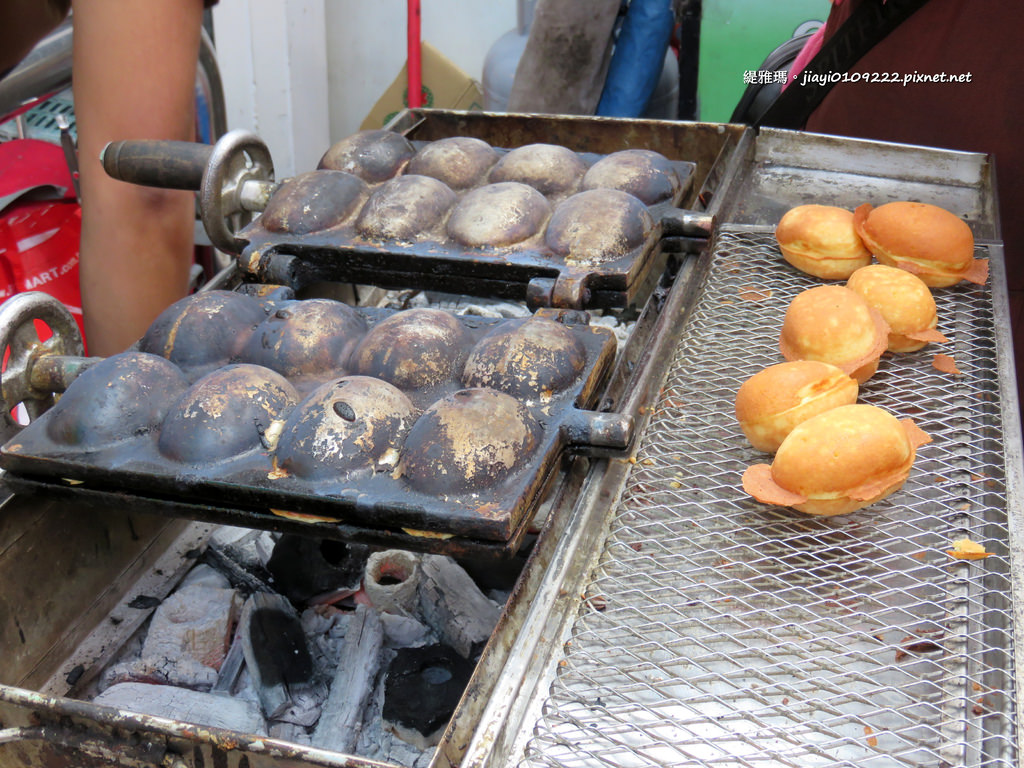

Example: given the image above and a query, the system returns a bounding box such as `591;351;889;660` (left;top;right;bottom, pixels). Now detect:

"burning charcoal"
212;628;246;694
417;555;501;659
266;535;369;606
239;592;315;720
406;136;500;191
301;606;348;679
143;583;239;671
94;682;266;736
364;550;421;617
103;584;240;691
382;644;474;749
318;129;415;183
138;290;268;381
204;548;274;596
178;563;232;591
205;526;277;593
380;613;432;648
311;604;384;754
274;690;324;728
461;316;588;401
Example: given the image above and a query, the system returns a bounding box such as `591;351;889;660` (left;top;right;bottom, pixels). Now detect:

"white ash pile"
89;526;510;767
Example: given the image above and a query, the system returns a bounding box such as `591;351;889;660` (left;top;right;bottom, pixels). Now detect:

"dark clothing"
803;0;1024;409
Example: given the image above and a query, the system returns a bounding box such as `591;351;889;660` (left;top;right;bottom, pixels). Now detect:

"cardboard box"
360;41;484;130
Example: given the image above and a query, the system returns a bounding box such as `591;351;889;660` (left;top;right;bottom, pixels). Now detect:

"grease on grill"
242;299;367;381
355;175;457;242
350;307;472;389
487;142;587;198
398;388;541;495
406;136;500;190
260;170;368;234
275;376;416;479
545;189;656;266
45;352;190;448
317;129;415;183
138;290;268;380
462;316;586;401
447;182;551;248
157;364;299;464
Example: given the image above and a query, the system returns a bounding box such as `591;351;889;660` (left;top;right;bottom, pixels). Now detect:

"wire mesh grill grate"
520;229;1016;768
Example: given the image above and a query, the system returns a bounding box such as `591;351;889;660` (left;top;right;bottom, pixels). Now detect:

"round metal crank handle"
101;130;276;254
0;292;90;439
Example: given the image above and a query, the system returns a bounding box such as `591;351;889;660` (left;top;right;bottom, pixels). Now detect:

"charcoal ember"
446;182;550;248
275;376;416;479
382;643;474;749
138;290;268;380
239;592;316;720
103;583;241;691
311;603;384;754
488;142;587;198
405;136;500;190
266;534;370;605
242;299;367;379
461;316;587;401
141;583;240;670
355;175;457;242
42;352;189;448
581;148;683;205
349;308;472;390
259;170;368;235
318;129;415;183
205;526;277;593
544;188;656;265
94;683;266;735
157;364;298;464
398;388;542;494
380;612;432;648
417;554;500;658
178;563;232;591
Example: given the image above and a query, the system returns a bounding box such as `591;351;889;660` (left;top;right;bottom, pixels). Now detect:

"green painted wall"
697;0;830;122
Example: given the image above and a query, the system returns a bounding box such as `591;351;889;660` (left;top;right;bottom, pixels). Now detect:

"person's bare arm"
73;0;204;356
